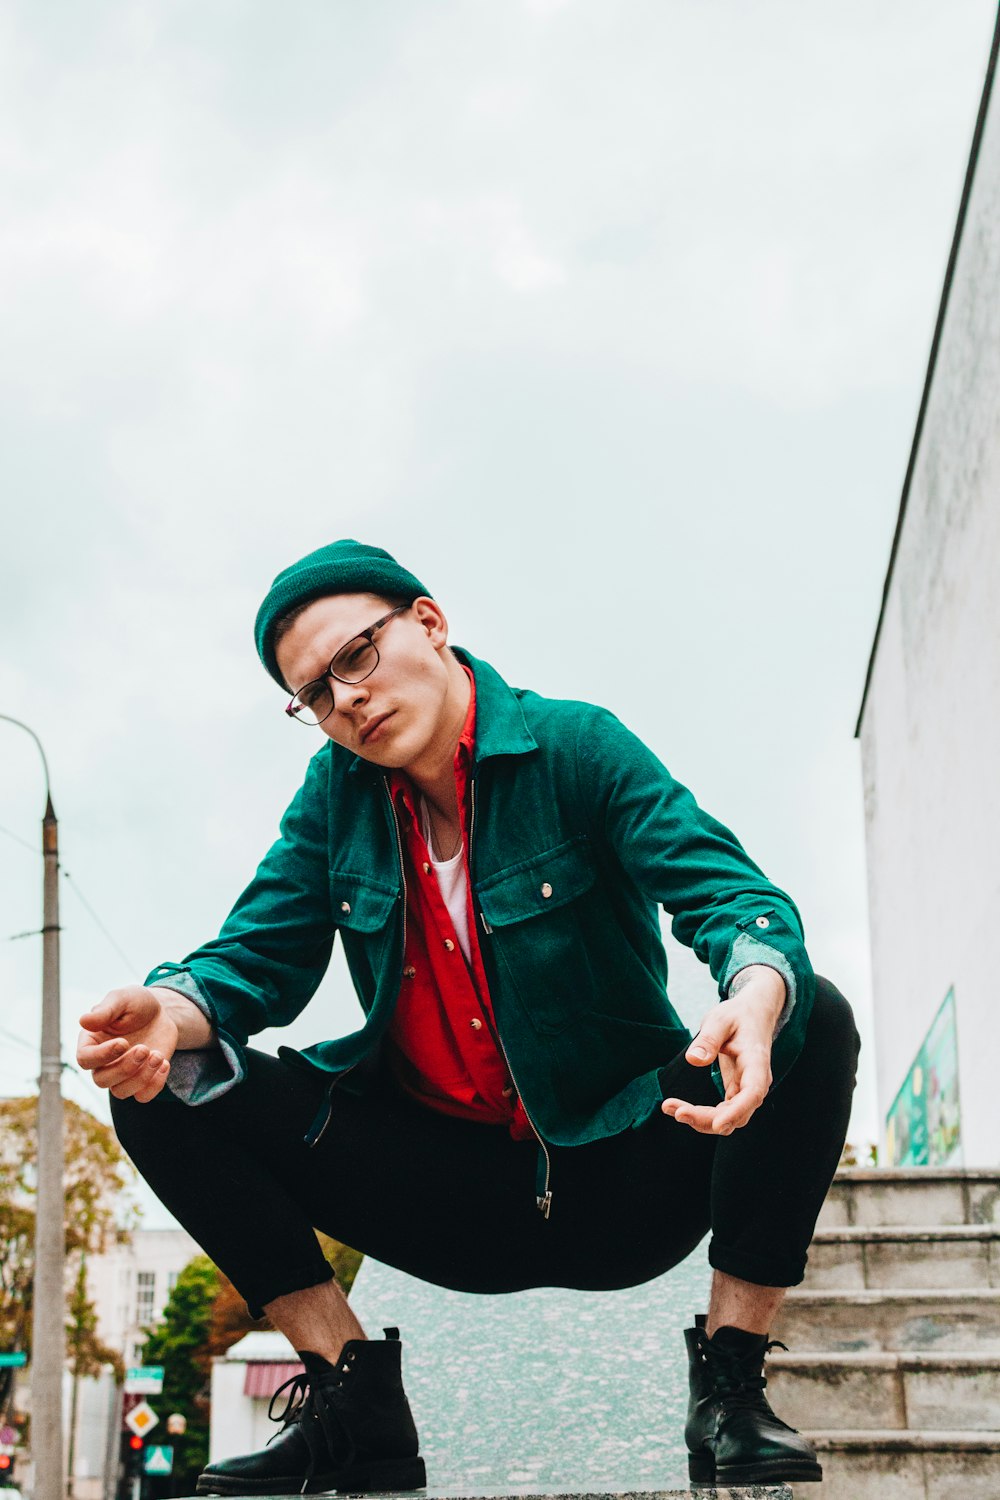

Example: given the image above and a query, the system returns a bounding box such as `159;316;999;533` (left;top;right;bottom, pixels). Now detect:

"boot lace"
694;1329;789;1413
267;1350;360;1493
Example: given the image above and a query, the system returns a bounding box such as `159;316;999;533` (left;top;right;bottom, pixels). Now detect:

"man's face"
274;592;455;768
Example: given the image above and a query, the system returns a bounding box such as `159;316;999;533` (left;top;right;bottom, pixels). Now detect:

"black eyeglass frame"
284;603;411;726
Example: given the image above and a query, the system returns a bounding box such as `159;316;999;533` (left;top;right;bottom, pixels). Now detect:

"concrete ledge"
833;1169;1000;1183
813;1225;1000;1241
794;1432;1000;1500
768;1352;1000;1430
775;1286;1000;1353
173;1490;795;1499
809;1429;1000;1449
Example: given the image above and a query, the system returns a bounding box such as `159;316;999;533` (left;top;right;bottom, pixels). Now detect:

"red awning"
243;1361;305;1398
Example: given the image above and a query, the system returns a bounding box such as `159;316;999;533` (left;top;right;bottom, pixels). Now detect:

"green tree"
316;1234;364;1296
0;1096;136;1421
140;1257;220;1483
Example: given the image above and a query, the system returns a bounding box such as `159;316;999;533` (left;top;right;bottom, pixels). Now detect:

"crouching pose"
78;539;861;1493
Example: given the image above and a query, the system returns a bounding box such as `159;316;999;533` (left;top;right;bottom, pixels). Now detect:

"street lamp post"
0;715;65;1500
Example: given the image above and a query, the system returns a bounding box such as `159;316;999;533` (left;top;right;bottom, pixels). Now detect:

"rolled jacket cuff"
146;967;246;1105
721;934;797;1038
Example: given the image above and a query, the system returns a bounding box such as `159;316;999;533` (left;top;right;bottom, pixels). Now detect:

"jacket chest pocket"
330;875;398;932
330;874;400;996
476;837;600;1034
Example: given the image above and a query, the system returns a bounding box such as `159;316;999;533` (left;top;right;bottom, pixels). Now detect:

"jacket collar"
346;646;537;777
452;648;537;763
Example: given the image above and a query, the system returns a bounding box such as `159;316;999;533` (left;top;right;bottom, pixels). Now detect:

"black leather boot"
684;1313;822;1487
196;1327;426;1495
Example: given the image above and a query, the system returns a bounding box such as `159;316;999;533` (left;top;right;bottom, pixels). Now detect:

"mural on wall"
885;987;962;1167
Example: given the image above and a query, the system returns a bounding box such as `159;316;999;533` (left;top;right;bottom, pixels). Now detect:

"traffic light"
0;1451;15;1487
121;1432;146;1477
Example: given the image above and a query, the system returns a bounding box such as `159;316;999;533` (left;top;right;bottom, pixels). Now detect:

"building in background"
857;22;1000;1168
87;1227;200;1370
67;1227;200;1500
207;1331;303;1467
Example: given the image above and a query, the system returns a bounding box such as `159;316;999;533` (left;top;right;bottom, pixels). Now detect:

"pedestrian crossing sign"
144;1445;174;1476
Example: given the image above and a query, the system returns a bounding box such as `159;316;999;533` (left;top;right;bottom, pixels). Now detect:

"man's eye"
300;682;325;707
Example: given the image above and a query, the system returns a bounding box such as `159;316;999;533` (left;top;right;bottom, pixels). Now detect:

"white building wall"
87;1227;200;1367
859;46;1000;1165
208;1332;301;1465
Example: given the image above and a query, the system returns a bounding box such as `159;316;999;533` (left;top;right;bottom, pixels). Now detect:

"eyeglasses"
285;604;410;727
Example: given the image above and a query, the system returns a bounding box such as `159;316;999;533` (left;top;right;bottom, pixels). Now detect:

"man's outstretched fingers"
663;1093;758;1135
94;1046;154;1091
109;1051;166;1101
133;1059;171;1105
77;1036;129;1073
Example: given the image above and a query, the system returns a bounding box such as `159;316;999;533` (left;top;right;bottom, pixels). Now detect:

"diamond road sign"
125;1365;164;1395
144;1445;173;1476
124;1401;159;1439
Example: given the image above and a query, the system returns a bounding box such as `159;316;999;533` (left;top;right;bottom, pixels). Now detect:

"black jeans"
112;976;860;1317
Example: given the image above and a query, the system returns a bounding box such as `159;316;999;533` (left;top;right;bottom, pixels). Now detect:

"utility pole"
0;716;65;1500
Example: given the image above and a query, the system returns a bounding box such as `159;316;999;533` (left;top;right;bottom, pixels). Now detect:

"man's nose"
330;676;369;714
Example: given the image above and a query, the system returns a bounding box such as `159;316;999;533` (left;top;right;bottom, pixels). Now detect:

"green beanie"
254;539;432;687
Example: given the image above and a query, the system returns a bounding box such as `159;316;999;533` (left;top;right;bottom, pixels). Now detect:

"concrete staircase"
768;1167;1000;1499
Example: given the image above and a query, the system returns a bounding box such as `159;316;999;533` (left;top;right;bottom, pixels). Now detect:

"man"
79;539;860;1494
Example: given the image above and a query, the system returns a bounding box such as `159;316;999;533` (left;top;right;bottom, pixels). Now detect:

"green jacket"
150;648;814;1205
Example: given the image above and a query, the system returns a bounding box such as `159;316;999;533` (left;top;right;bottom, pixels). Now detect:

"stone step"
767;1351;1000;1431
820;1167;1000;1230
803;1223;1000;1290
774;1287;1000;1353
789;1430;1000;1500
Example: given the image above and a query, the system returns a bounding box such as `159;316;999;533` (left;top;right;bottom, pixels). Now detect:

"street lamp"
0;714;65;1500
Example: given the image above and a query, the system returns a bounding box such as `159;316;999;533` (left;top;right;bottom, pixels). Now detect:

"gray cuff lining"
721;933;796;1037
149;971;245;1105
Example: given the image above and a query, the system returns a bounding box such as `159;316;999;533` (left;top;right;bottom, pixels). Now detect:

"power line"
0;822;139;972
0;1024;36;1056
0;820;39;856
61;870;139;973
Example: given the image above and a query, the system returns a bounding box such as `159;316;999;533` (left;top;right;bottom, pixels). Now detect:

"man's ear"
411;595;448;646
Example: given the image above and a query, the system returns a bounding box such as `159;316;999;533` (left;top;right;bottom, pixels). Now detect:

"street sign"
124;1401;159;1439
0;1354;26;1369
125;1365;164;1395
144;1445;173;1476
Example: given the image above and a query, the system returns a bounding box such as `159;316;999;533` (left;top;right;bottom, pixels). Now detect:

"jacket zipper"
383;775;409;969
469;773;553;1219
306;1063;355;1147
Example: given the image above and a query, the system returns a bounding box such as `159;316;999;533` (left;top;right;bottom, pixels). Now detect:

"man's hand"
661;966;785;1135
77;987;181;1103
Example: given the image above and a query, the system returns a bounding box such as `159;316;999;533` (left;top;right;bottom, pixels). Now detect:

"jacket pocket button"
340;901;351;914
755;916;770;928
541;882;553;898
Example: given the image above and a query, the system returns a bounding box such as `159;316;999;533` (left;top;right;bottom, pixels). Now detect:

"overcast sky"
2;1;997;1225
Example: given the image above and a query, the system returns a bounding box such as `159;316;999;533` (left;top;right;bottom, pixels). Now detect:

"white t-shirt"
418;797;472;964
